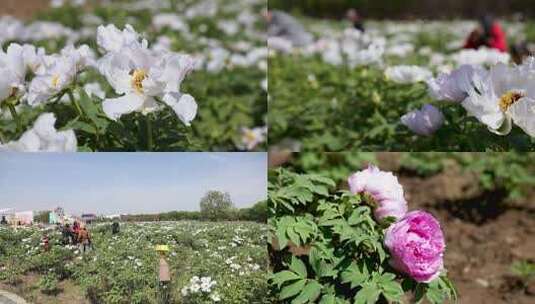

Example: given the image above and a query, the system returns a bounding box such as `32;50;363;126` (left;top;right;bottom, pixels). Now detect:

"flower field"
268;18;535;151
0;0;267;151
0;221;273;303
268;152;535;303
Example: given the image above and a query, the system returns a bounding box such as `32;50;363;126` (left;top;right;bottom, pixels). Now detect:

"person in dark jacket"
346;9;365;32
112;221;120;234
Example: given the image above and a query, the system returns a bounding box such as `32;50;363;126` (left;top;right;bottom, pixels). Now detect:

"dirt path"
0;290;27;304
0;274;88;304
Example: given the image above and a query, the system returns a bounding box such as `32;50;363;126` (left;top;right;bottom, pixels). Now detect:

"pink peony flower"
384;210;445;283
347;165;408;221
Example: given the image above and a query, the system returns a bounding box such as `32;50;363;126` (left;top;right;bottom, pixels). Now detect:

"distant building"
54;207;65;218
81;213;97;224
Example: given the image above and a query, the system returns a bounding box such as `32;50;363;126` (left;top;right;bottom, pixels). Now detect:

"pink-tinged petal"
347;165;407;221
384;210;445;282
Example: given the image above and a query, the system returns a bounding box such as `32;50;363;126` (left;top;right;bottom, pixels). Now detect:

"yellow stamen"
244;130;257;142
51;75;60;88
499;91;525;112
131;69;147;94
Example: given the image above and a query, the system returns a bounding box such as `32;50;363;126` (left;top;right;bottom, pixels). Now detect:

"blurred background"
269;0;535;19
0;0;48;19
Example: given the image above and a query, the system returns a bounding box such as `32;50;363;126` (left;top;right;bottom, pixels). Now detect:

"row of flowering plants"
268;19;535;151
268;167;456;303
0;0;267;151
0;221;272;303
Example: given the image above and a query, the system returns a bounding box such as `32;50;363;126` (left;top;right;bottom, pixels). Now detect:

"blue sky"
0;153;267;215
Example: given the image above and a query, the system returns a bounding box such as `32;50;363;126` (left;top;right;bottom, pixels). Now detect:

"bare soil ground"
376;153;535;304
0;274;87;304
0;0;50;20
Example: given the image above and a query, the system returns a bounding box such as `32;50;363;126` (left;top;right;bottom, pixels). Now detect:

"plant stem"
7;104;22;132
146;114;153;151
0;129;6;143
68;90;84;118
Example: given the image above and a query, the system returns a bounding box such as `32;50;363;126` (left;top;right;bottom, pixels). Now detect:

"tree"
199;190;235;221
34;211;51;224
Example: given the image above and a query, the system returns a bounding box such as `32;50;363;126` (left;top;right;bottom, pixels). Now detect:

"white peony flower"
0;113;77;152
385;65;433;84
461;60;535;137
0;43;27;102
96;24;197;124
96;24;147;54
427;64;482;102
27;55;77;106
401;104;445;136
21;44;47;75
240;126;266;150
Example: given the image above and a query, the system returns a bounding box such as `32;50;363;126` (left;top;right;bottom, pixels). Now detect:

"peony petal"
102;93;144;121
162;92;197;126
509;97;535;137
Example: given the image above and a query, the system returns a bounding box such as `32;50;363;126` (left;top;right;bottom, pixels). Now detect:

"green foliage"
239;200;269;223
200;190;235;221
38;273;60;295
268;169;456;303
269;53;535;151
281;152;535;201
0;221;271;303
34;210;52;224
511;260;535;283
0;0;266;152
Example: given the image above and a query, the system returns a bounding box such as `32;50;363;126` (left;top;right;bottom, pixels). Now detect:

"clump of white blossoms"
385;65;433;84
240;126;267;151
428;57;535;137
180;276;220;302
96;24;197;125
0;44;27;102
25;44;95;106
0;113;77;152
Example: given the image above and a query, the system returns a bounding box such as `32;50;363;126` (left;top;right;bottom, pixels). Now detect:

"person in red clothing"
464;15;508;53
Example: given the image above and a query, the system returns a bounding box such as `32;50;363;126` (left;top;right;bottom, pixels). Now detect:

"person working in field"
265;10;314;47
346;9;365;32
112;221;120;235
464;15;508;52
42;233;50;252
0;216;7;225
78;226;92;253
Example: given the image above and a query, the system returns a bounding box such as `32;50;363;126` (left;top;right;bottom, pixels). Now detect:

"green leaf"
290;257;307;278
354;284;380;304
272;270;301;289
319;294;336;304
291;280;322;304
280;279;307;300
380;280;403;302
340;261;369;289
